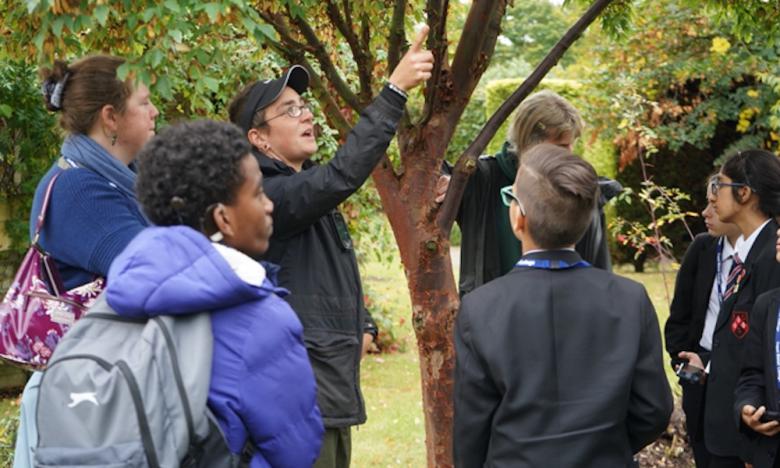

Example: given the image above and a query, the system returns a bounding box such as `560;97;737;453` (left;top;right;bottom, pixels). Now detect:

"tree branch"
324;0;373;103
437;0;615;233
387;0;407;74
420;0;449;124
303;59;353;139
256;10;311;53
285;5;364;112
359;13;373;101
448;0;502;99
262;31;353;139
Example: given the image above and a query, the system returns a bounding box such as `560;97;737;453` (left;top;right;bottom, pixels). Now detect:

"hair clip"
42;72;71;111
170;196;186;210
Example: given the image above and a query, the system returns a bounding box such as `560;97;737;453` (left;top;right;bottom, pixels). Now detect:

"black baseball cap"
238;65;310;134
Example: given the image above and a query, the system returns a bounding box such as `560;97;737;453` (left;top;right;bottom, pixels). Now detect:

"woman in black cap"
227;26;433;468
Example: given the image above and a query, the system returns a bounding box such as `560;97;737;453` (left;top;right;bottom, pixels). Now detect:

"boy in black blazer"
665;196;740;467
453;143;672;468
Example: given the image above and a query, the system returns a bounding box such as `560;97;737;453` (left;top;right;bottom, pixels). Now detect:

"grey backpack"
34;294;238;468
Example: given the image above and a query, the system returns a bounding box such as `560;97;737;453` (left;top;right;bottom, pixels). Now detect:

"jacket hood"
107;226;277;318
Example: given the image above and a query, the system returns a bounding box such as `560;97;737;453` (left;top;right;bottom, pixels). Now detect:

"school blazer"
453;250;673;468
664;233;719;440
704;219;780;459
665;233;719;362
735;288;780;468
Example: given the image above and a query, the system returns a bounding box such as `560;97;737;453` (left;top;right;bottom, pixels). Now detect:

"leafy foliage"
583;0;780;164
0;61;60;256
494;0;574;68
573;0;780;266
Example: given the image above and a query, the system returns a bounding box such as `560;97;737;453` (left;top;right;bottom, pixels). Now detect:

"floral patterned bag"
0;172;103;369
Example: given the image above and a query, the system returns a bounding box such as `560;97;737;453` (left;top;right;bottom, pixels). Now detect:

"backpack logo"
68;392;99;408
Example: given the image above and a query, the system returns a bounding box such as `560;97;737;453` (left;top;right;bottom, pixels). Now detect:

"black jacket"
455;146;621;296
259;86;405;427
454;250;672;467
704;220;780;460
664;233;719;441
735;288;780;468
665;233;718;362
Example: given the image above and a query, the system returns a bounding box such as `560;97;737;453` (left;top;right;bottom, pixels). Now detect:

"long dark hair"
721;149;780;218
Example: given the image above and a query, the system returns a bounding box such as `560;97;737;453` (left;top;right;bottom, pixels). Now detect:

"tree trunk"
407;232;459;468
371;2;616;465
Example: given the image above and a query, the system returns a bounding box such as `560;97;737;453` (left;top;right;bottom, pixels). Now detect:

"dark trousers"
313;427;351;468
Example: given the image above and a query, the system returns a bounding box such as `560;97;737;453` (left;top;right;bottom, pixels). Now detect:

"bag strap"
32;171;63;245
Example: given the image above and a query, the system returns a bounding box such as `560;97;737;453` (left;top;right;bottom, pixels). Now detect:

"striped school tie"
722;253;745;301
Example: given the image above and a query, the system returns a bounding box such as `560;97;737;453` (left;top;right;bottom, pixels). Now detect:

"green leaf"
116;62;131;81
203;3;221;23
25;0;41;14
0;104;12;118
169;29;182;43
241;17;258;34
94;5;109;26
141;7;156;22
194;49;210;64
255;23;276;40
138;69;152;87
33;30;45;51
51;17;64;37
164;0;181;13
155;74;173;99
202;76;219;92
149;49;164;68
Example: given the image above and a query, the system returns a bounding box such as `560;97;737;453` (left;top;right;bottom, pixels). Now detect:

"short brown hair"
507;90;583;157
227;81;265;130
40;55;133;134
514;143;598;249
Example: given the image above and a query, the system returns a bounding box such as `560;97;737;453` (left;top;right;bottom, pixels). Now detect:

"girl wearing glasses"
702;150;780;467
663;177;740;467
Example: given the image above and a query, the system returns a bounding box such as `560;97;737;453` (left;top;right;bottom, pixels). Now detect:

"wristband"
387;82;408;99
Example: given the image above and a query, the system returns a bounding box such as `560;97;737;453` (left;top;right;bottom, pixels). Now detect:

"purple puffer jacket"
106;226;323;468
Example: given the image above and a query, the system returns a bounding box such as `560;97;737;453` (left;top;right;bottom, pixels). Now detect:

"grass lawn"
353;253;679;467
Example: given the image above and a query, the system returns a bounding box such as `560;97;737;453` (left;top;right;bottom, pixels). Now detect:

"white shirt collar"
721;237;736;260
211;243;266;287
734;219;771;262
523;248;576;255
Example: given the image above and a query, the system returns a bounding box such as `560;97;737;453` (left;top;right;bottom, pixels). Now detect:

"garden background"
1;0;780;466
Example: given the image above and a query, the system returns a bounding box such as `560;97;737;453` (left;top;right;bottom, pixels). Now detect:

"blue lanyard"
514;258;591;270
715;238;725;306
775;304;780;390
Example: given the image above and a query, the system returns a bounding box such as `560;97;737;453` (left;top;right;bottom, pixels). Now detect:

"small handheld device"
675;362;705;385
759;410;780;423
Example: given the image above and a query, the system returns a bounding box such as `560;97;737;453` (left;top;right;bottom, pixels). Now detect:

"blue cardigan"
29;163;149;289
106;226;324;467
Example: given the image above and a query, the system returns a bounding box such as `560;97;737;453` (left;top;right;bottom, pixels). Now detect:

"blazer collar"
743;219;778;266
